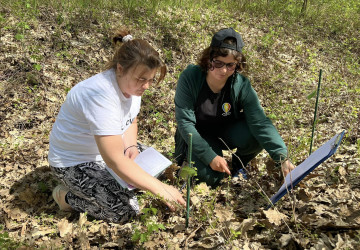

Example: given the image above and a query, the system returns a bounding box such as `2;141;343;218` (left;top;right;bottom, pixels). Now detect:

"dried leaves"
57;219;72;238
0;2;360;250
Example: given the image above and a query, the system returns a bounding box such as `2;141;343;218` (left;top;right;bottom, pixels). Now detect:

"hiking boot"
52;185;72;211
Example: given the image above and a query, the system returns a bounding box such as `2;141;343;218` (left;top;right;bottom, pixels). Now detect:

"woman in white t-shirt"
49;29;185;223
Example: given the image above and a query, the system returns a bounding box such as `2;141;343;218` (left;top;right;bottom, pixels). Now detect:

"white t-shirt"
48;69;141;167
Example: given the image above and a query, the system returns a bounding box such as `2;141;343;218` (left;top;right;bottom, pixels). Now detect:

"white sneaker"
52;185;72;211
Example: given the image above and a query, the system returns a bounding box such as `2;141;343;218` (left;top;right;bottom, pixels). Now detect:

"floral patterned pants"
50;161;140;223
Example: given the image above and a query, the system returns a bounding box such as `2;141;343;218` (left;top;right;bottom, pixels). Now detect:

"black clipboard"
267;131;345;209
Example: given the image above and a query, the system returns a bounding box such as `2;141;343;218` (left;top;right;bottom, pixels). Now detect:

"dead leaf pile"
0;3;359;249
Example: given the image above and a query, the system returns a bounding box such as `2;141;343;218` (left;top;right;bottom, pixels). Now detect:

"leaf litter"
0;4;359;249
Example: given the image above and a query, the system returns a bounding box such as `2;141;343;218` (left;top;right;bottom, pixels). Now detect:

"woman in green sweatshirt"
174;28;294;187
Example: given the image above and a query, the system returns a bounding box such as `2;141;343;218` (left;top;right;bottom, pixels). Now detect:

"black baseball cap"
210;28;244;52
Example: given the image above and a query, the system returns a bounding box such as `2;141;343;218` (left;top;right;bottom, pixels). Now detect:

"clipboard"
267;130;345;208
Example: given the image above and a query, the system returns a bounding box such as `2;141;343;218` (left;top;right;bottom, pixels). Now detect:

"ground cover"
0;0;359;248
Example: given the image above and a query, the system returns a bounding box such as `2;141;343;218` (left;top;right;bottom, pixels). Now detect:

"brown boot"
52;185;72;211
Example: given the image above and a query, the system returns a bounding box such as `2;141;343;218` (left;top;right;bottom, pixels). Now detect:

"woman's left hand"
281;159;295;177
125;146;139;160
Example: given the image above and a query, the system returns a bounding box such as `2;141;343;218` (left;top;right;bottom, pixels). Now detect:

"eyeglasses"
211;59;237;71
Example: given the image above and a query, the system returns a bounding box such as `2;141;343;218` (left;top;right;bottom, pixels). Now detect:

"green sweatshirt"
175;64;288;166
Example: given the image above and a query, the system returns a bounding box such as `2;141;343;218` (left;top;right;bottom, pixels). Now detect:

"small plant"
163;49;173;63
0;13;5;25
132;207;165;243
15;33;25;41
33;64;41;71
37;181;49;193
261;28;278;49
0;225;23;249
15;21;30;41
179;165;197;180
229;228;241;241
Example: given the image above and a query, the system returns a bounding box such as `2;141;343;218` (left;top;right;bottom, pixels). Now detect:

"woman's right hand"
209;156;231;175
156;183;186;211
95;134;185;212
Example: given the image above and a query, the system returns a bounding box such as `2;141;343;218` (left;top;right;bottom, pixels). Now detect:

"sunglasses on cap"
211;59;237;71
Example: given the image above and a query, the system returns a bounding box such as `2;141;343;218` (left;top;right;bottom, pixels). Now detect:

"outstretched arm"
95;134;186;210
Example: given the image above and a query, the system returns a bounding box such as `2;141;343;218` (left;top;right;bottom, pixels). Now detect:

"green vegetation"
0;0;359;248
132;206;166;243
0;225;24;249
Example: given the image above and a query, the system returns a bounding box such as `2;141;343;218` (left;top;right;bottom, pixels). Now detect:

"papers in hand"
106;147;172;190
267;131;345;208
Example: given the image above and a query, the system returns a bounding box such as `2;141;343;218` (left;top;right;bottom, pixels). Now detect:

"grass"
2;0;359;39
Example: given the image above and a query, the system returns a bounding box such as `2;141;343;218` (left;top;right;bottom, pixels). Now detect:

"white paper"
106;147;172;190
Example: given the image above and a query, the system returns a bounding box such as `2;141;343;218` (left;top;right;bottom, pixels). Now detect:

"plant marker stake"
186;133;192;228
309;69;322;155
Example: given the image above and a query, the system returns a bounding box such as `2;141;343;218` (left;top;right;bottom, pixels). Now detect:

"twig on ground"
183;224;202;249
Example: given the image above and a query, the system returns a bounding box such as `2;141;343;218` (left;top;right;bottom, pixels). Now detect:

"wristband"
124;145;138;154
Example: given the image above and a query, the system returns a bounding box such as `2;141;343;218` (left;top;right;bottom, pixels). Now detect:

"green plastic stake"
186;133;192;228
309;69;322;155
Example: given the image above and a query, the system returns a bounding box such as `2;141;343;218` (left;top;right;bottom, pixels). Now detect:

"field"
0;0;359;248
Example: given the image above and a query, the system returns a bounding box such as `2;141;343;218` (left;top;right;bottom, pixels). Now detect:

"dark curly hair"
197;37;247;73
